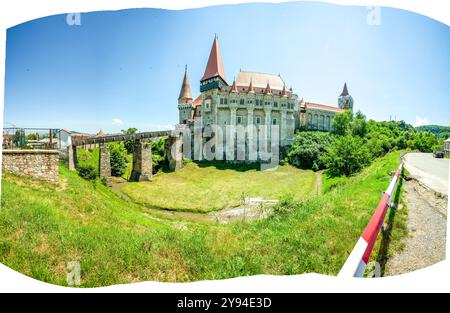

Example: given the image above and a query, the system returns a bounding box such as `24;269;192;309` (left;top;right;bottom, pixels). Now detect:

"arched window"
313;114;318;130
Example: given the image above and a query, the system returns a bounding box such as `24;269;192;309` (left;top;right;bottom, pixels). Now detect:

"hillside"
0;152;405;286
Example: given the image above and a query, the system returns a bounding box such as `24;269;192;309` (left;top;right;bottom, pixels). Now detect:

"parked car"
433;150;445;158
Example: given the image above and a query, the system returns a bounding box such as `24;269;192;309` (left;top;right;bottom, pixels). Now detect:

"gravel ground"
385;179;448;276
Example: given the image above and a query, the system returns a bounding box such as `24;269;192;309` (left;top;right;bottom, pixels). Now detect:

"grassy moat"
0;152;406;286
121;161;317;213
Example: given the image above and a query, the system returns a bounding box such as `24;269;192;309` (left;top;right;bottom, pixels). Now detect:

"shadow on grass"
376;169;404;276
195;160;262;172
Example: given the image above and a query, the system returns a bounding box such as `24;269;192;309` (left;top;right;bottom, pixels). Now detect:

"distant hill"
416;125;450;139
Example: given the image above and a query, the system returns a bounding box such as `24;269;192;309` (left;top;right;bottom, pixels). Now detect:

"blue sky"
4;2;450;134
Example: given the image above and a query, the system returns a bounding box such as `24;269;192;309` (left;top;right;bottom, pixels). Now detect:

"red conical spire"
281;84;287;97
230;78;238;93
248;78;255;94
201;35;227;83
264;81;272;95
178;65;193;102
340;82;349;97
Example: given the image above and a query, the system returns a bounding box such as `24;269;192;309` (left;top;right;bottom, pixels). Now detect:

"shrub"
77;164;97;181
109;142;128;177
152;138;167;174
322;135;371;177
332;110;353;136
287;131;334;170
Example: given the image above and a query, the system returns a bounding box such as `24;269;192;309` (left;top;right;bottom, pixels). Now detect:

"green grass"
121;161;317;212
77;147;132;180
0;152;406;286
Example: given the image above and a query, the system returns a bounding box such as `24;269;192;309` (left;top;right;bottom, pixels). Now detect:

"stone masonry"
2;149;59;183
130;139;153;182
98;144;112;186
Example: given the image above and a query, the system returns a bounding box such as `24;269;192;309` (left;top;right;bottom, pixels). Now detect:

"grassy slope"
121;162;317;212
0;152;406;286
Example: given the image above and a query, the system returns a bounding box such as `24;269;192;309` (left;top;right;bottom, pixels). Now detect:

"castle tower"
200;35;228;92
178;65;194;124
338;82;354;111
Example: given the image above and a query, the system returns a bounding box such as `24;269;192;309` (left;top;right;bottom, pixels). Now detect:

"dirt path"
314;171;323;196
385;179;448;276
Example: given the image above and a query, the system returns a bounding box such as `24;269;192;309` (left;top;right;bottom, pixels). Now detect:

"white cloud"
413;116;429;127
112;118;124;125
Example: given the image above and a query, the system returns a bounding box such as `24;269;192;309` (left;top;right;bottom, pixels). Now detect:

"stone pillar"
247;108;255;161
166;135;182;171
67;144;78;171
130;140;152;182
280;109;287;146
98;144;112;186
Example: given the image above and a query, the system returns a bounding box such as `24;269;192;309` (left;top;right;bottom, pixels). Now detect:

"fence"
2;128;60;150
338;162;404;278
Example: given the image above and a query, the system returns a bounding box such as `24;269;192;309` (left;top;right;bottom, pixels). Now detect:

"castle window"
274;102;278;108
272;118;277;125
240;99;245;105
255;117;261;124
220;98;224;105
224;98;228;105
237;116;242;124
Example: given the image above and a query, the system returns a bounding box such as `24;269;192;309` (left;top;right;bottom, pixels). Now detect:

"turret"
200;35;228;92
178;66;194;124
338;82;354;111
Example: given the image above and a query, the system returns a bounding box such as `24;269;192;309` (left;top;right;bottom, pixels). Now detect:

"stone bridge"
68;130;182;185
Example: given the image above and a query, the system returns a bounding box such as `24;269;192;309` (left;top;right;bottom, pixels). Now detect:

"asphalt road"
404;153;449;195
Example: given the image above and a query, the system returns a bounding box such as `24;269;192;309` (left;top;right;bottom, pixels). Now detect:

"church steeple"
201;35;227;83
340;82;349;97
338;82;354;111
178;65;193;103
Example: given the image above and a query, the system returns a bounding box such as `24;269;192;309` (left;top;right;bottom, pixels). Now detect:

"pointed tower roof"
230;78;238;93
178;65;193;102
281;84;287;97
248;78;255;94
97;129;105;137
264;81;272;95
340;83;349;97
201;35;227;83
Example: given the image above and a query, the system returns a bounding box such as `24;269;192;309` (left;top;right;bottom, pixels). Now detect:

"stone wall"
2;149;59;183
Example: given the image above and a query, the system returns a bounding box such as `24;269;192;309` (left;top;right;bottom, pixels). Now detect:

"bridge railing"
71;130;173;146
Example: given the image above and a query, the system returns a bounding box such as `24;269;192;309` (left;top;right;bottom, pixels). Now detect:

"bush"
77;164;97;181
152;138;167;174
332;110;353;136
109;142;128;177
287;131;334;170
322;135;371;177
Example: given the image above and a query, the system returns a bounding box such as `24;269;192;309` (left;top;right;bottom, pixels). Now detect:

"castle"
177;36;353;160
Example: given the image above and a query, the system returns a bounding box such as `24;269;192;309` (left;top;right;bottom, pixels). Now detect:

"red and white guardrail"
338;162;404;277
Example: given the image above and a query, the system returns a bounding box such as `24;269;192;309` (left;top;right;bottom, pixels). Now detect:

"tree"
151;138;167;174
351;111;368;137
287;132;334;170
332;110;353;136
109;142;128;177
121;128;138;154
322;135;371;177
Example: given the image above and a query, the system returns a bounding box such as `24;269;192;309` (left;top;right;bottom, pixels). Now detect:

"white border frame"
0;0;449;293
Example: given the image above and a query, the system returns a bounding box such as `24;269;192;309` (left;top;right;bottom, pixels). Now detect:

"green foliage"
77;164;97;181
0;152;405;285
351;111;368;137
332;110;353;136
288;131;334;170
416;125;450;139
109;142;128;177
27;133;38;141
151;138;167;174
322;135;371;177
121;128;138;154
